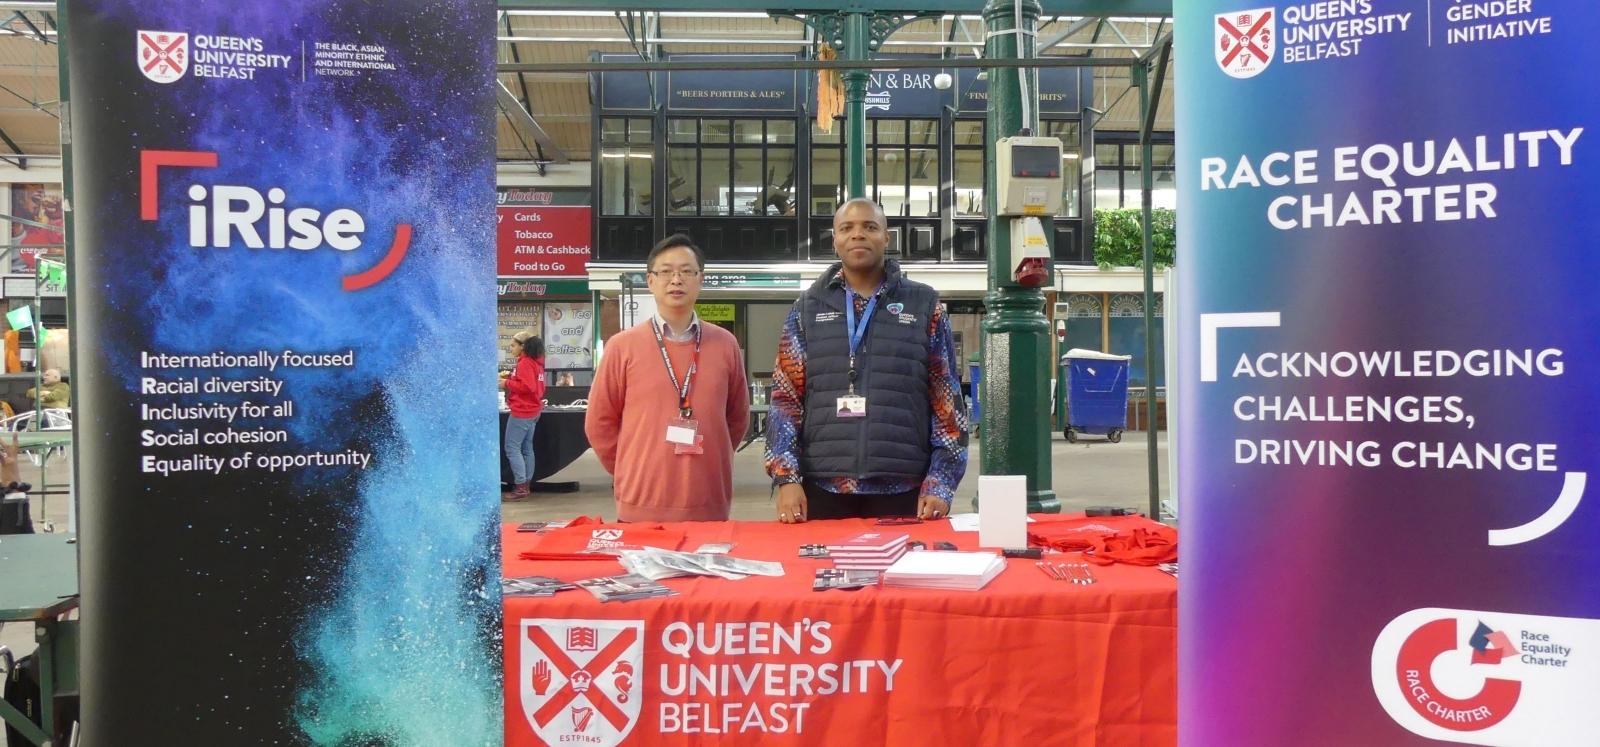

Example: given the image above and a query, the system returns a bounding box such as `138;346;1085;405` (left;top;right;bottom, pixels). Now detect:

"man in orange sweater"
585;234;750;522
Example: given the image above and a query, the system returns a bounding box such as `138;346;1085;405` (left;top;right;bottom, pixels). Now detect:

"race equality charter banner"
1178;2;1599;745
67;1;499;743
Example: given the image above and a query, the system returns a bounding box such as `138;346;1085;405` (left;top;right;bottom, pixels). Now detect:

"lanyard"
650;317;701;418
844;287;879;394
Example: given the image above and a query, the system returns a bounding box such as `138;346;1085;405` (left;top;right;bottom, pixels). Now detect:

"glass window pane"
1121;183;1140;210
1153;170;1177;210
1051;120;1081;154
1108;293;1163;387
953;148;984;217
811;147;841;216
955;120;983;146
733;147;763;215
1060;154;1081;218
701;148;731;215
668;147;697;214
907;147;938;218
1152;144;1176;168
764;148;797;215
734;119;764;144
702;119;732;143
628;118;652;142
875;119;906;144
626;145;653;216
909;119;938;144
669;119;696;143
601;147;627;214
1094;169;1121;210
767;120;795;144
1064;293;1105;353
1046;120;1079;142
812;119;841;144
601;119;626;145
1094;143;1120;168
1123;143;1142;167
875;148;907;217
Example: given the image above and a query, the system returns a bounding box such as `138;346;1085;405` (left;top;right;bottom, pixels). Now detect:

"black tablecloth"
499;408;589;487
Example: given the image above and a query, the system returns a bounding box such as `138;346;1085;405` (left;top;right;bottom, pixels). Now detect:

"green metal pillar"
1135;64;1159;521
59;0;80;537
842;13;870;199
1135;35;1170;521
979;0;1057;513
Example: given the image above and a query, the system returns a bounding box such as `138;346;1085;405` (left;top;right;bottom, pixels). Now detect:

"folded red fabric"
1027;514;1178;566
517;519;685;561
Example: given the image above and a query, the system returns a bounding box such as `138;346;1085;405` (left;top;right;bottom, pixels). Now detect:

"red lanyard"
650;318;701;418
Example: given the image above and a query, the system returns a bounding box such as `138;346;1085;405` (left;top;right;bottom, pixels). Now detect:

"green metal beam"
500;55;1138;73
501;12;548;161
497;0;1171;16
12;10;48;45
1140;35;1169;141
0;123;24;157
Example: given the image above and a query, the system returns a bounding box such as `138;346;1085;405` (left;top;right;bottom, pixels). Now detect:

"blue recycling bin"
1061;349;1131;443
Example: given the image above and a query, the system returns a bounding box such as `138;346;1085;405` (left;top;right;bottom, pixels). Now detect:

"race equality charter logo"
138;31;188;84
522;619;643;746
1392;617;1521;731
1371;607;1600;746
1215;9;1274;79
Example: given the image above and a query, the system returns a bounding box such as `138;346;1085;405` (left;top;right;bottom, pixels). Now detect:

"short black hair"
522;335;544;360
647;233;705;271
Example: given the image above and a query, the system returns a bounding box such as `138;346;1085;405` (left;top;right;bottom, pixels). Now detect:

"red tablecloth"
503;516;1176;747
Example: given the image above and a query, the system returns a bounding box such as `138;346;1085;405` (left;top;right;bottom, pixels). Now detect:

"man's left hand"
916;495;950;520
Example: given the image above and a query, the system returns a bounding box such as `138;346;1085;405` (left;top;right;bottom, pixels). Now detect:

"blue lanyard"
844;287;879;390
844;288;879;357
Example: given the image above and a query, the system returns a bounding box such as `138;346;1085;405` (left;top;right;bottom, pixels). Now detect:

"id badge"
835;395;867;418
666;417;704;454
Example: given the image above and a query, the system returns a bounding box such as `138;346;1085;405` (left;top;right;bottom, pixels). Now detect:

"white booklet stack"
826;532;910;571
882;551;1007;591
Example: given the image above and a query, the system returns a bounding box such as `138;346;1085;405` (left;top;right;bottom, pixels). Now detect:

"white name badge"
836;395;867;418
665;419;698;445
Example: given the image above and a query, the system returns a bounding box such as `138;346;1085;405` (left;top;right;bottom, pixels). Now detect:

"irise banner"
69;1;499;744
1178;3;1599;746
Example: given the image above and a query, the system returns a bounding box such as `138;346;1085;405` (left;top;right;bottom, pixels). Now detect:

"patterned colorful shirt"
764;274;969;506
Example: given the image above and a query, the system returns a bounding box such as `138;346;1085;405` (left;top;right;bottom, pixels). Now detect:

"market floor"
503;430;1172;523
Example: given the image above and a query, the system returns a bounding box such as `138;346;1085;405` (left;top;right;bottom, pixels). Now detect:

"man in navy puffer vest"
765;198;969;522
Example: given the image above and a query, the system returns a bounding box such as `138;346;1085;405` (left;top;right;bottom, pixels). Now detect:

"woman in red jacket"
502;334;546;499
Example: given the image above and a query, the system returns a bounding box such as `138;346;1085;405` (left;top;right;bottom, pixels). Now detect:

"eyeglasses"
649;269;700;280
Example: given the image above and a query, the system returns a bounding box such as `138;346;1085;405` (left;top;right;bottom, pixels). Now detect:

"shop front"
590;52;1093;267
497;187;596;387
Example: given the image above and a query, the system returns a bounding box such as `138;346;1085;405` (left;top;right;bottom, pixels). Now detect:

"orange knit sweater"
584;321;750;521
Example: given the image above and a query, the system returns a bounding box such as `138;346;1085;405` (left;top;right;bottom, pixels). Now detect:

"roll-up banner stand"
67;1;499;743
1178;3;1599;746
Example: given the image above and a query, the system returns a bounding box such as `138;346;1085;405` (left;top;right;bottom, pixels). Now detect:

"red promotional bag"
1027;514;1178;566
517;518;686;561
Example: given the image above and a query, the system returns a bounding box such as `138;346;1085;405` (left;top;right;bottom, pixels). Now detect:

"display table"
8;430;73;532
500;407;589;492
0;533;79;747
502;517;1176;746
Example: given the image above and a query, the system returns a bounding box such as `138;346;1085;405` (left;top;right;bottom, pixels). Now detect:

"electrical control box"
995;136;1064;216
1009;216;1052;287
